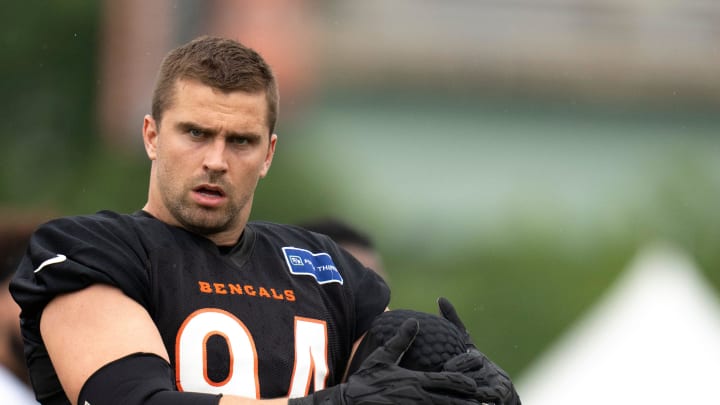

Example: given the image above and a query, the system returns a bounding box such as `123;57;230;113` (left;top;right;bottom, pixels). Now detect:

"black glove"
289;318;480;405
438;297;522;405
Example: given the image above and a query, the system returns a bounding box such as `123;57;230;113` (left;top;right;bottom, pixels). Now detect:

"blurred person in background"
298;217;388;281
0;223;38;404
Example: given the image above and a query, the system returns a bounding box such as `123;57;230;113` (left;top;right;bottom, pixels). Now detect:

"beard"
159;172;247;236
168;196;240;235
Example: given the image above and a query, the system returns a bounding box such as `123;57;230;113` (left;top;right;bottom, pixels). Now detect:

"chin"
178;211;231;235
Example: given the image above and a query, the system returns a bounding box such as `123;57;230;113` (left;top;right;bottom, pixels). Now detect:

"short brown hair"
151;36;279;134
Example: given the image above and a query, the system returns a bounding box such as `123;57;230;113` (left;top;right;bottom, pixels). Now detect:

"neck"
140;202;248;247
205;227;245;247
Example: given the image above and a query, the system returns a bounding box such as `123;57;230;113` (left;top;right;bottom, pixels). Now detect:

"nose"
202;138;229;173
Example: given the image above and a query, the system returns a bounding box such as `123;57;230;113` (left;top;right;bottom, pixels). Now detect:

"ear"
259;133;277;178
142;115;159;160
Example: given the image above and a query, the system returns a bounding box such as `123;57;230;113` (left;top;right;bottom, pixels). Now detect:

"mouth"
193;184;226;198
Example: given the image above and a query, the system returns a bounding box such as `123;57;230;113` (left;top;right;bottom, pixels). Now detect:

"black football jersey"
10;210;390;404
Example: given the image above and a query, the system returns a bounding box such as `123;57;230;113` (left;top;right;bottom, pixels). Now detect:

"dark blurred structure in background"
98;1;720;148
98;0;321;148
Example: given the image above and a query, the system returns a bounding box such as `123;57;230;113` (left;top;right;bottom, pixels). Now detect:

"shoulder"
248;221;335;248
35;210;173;247
13;211;161;317
248;220;381;283
37;210;144;235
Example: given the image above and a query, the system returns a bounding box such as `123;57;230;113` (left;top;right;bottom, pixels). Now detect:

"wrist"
288;384;344;405
287;397;313;405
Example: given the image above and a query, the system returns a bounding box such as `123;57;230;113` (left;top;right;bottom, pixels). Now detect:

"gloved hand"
289;318;481;405
438;297;522;405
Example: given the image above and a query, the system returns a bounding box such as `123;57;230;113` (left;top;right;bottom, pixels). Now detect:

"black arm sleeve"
79;353;222;405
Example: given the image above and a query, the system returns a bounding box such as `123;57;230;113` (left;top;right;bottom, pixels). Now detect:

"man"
9;36;493;405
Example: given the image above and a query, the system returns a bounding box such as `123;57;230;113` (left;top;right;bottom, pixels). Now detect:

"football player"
10;36;489;405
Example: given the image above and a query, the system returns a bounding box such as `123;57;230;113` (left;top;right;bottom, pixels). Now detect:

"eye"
189;128;204;138
228;136;250;145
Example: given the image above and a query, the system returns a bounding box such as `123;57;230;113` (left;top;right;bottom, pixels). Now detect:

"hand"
290;318;480;405
443;351;520;405
438;297;522;405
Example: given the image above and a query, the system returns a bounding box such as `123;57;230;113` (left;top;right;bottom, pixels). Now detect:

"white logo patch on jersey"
34;254;67;273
